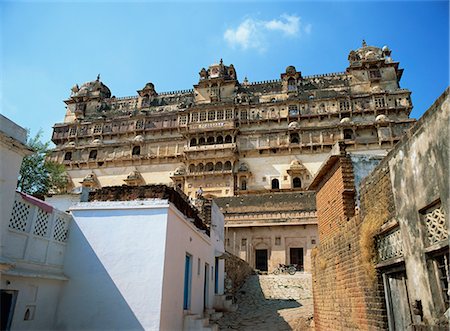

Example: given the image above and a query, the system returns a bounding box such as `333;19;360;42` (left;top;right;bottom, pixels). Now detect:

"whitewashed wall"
0;146;26;232
0;277;64;330
1;193;70;330
210;201;225;295
55;201;169;330
160;206;215;331
0;114;29;240
44;194;81;213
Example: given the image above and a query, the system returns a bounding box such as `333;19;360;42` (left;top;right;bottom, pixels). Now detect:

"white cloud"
224;14;311;52
265;14;299;36
224;18;262;51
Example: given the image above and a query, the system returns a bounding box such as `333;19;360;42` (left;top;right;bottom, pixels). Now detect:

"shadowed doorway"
290;248;304;271
255;249;268;272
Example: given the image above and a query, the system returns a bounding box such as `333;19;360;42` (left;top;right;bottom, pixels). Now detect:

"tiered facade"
50;42;415;272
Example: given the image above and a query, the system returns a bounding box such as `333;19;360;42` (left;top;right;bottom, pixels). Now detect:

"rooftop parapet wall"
0;114;28;145
88;185;209;234
214;191;316;214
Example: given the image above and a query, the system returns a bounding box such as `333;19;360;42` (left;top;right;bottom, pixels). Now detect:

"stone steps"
183;313;219;331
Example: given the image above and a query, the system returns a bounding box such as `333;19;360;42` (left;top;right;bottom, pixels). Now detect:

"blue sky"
1;1;448;144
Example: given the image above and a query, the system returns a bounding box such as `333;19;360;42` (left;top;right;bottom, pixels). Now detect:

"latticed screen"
53;217;68;242
33;209;50;237
423;205;447;246
377;228;403;261
9;201;30;232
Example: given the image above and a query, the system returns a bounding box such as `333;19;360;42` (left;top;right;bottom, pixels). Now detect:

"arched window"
271;178;280;190
199;137;206;145
293;177;302;188
89;150;97;160
189;164;196;173
190;138;197;147
215;162;223;171
216;135;223;144
344;129;354;140
198;163;204;172
240;178;247;190
207;136;215;145
64;152;72;161
132;146;141;156
205;162;214;171
290;133;300;144
225;135;232;143
224;161;232;170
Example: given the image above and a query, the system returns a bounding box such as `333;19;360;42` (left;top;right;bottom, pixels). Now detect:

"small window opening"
89;150;97;160
240;178;247;190
344;129;354;140
132;146;141;156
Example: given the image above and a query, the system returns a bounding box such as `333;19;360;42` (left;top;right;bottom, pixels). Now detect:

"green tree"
17;130;68;195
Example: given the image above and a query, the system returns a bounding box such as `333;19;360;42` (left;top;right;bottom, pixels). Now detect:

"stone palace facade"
49;41;415;272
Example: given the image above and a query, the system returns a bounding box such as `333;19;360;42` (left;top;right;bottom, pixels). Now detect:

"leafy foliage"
17;130;68;195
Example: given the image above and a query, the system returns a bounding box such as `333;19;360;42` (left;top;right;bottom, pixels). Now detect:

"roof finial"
97;73;101;81
362;39;367;47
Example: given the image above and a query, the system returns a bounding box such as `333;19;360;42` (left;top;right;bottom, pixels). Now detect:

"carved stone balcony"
187;120;235;133
184;143;236;153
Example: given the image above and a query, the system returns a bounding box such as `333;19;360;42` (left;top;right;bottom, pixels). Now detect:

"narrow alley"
217;273;314;331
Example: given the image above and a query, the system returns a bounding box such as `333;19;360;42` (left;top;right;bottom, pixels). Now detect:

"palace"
49;41;415;272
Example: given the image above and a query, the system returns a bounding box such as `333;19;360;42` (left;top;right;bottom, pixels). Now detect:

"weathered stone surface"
217;274;314;331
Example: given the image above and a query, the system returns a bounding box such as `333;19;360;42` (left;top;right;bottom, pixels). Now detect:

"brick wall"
315;156;355;242
312;154;389;330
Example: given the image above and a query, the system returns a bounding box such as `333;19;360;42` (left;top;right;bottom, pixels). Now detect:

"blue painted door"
214;257;219;294
183;254;191;310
